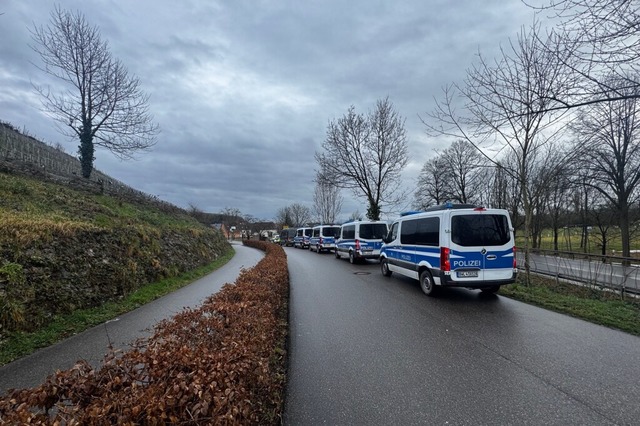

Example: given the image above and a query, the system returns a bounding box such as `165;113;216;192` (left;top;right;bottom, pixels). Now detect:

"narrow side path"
0;242;263;394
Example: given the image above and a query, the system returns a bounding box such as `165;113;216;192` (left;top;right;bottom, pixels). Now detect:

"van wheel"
381;259;392;277
349;251;355;264
419;270;438;296
481;286;500;294
335;250;341;259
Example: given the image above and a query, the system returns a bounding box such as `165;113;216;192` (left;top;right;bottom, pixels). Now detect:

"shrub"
0;240;289;425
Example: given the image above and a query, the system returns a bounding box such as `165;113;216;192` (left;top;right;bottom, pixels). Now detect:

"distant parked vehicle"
309;225;341;253
294;227;313;249
279;228;297;247
335;220;388;264
271;235;281;244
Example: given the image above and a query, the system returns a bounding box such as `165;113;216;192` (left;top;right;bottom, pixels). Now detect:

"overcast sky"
0;1;546;222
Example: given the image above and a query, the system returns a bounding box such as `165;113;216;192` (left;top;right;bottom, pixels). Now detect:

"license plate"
457;270;479;278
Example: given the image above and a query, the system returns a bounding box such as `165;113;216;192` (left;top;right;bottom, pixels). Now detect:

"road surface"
524;252;640;294
284;246;640;425
0;242;263;394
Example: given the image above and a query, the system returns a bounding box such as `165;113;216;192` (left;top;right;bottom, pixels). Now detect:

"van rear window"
359;224;388;239
451;214;510;246
322;226;341;237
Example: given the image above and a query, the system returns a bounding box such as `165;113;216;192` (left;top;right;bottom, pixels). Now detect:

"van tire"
481;285;500;294
419;270;438;296
349;251;355;264
335;250;341;259
381;259;392;277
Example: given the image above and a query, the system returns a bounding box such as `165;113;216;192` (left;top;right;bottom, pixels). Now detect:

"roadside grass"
0;248;234;366
500;274;640;336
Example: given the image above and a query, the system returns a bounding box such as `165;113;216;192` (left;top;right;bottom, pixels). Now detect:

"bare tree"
438;140;488;204
545;164;573;251
527;0;640;111
527;144;568;249
488;154;524;234
289;203;313;227
275;204;312;228
30;5;158;178
424;22;573;283
313;178;343;224
316;97;408;220
587;195;619;256
275;206;293;228
414;157;448;209
347;210;364;222
570;79;640;258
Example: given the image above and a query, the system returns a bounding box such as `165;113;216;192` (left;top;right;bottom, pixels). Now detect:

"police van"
293;227;313;249
279;228;297;247
309;225;341;253
380;204;516;296
335;220;389;263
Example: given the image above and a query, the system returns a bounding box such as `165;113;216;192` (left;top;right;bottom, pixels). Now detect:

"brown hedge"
0;240;289;425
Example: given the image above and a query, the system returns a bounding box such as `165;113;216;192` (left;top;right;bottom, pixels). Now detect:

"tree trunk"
620;202;631;264
79;129;94;179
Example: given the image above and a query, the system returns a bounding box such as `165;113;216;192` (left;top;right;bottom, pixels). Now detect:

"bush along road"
0;240;288;425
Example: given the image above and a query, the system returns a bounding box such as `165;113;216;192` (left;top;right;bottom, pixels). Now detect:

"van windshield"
451;214;510;246
359;223;388;239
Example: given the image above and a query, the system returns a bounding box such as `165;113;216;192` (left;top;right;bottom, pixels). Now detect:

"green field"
516;226;640;256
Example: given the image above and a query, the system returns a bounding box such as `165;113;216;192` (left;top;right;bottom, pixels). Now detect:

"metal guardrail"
518;249;640;296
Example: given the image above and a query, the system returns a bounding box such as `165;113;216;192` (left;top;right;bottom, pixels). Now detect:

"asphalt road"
0;242;263;394
283;246;640;425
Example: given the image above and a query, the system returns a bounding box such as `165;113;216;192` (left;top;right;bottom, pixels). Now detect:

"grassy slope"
0;172;234;365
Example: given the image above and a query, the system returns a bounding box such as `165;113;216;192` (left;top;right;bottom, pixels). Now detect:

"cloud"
0;0;540;221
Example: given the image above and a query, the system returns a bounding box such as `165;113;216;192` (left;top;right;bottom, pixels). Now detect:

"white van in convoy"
380;204;517;296
335;220;389;263
309;225;341;253
293;227;313;249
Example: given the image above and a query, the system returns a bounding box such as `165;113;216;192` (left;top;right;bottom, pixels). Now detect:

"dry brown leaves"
0;240;288;425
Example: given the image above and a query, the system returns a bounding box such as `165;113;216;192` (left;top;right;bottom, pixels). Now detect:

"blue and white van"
294;227;313;249
380;204;517;295
335;220;389;263
309;225;341;253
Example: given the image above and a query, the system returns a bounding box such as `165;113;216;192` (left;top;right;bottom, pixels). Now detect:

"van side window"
313;228;320;237
415;217;439;246
400;219;418;244
451;214;510;246
343;225;355;239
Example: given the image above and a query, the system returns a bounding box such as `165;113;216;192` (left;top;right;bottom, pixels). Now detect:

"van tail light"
513;246;517;269
355;239;361;251
441;247;450;272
